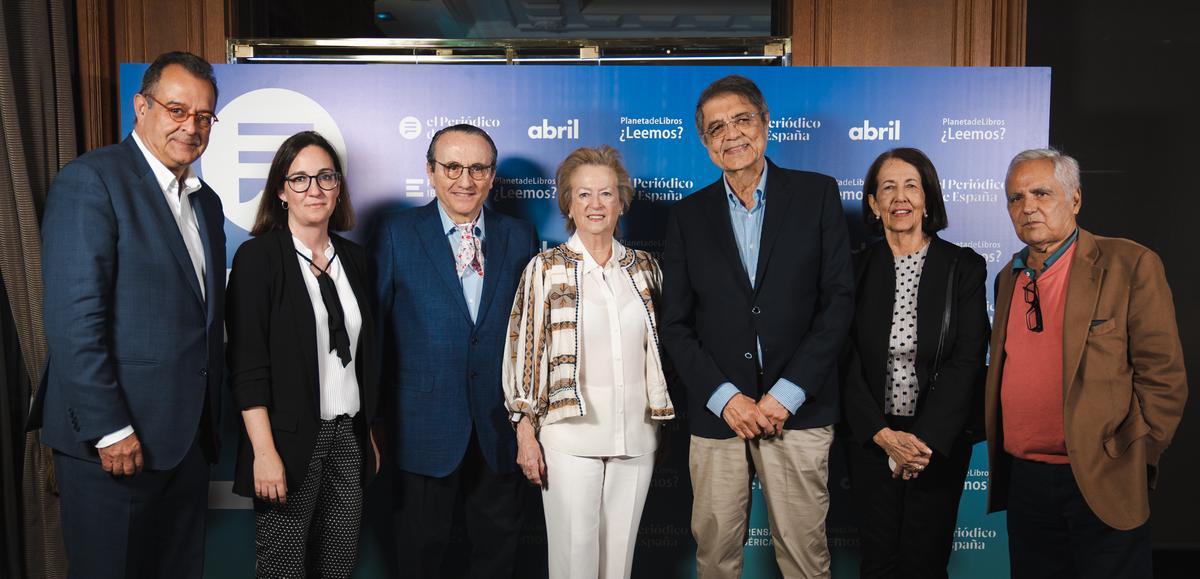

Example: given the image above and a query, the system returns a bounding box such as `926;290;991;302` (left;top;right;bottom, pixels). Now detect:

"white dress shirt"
539;236;658;458
97;132;208;448
293;236;363;420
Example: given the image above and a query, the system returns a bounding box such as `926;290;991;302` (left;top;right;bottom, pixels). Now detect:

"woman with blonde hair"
503;145;674;579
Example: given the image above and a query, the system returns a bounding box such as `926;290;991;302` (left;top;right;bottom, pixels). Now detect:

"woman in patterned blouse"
502;145;674;579
841;147;990;579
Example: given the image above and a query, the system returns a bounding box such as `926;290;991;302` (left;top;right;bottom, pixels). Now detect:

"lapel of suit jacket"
1062;229;1103;401
190;189;221;326
857;240;897;393
332;234;368;332
699;178;753;300
417;201;473;324
753;160;794;298
126;137;205;307
914;238;951;391
474;207;510;329
986;258;1018;432
277;230;321;415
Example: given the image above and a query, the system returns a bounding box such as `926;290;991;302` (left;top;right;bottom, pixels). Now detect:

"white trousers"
541;446;656;579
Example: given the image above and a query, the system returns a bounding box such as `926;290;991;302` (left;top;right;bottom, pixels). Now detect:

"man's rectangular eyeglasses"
143;94;218;128
705;112;762;141
432;160;494;181
1022;275;1044;332
286;172;341;193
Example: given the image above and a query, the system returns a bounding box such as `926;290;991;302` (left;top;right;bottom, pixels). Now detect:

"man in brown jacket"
985;148;1187;578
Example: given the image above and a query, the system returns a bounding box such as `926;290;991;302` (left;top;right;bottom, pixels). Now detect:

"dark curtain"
0;0;76;577
1;277;31;579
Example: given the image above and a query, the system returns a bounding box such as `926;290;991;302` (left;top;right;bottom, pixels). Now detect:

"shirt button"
744;352;753;360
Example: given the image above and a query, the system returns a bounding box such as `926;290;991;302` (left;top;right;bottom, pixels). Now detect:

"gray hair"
1006;148;1081;194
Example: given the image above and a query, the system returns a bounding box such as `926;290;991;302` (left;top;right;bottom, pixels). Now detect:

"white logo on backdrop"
848;119;901;141
398;116;423;140
527;118;579;140
202;88;347;232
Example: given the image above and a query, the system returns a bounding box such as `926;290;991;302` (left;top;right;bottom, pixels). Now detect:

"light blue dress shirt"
437;202;485;323
706;169;808;418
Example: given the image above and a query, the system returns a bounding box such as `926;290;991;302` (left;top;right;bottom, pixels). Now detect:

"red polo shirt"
1000;242;1078;464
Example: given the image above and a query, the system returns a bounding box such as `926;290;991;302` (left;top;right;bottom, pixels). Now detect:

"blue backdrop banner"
119;63;1049;578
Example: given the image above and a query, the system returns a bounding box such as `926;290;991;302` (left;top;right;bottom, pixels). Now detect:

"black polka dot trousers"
255;414;363;578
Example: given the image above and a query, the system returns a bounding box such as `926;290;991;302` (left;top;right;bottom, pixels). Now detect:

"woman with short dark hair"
842;147;989;578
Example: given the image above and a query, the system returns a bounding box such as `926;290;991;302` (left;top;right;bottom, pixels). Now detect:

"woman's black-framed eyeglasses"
1022;274;1044;332
285;171;341;193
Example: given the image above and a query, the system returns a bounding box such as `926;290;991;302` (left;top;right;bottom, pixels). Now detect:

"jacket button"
751;306;761;315
470;371;479;380
199;368;208;377
470;337;479;346
744;352;753;360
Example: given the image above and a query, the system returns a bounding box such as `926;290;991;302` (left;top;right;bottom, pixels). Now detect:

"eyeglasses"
704;112;762;141
432;160;495;181
1022;274;1043;332
285;172;341;193
143;94;218;128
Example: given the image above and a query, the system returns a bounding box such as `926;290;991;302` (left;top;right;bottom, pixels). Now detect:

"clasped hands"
722;393;790;440
872;427;933;480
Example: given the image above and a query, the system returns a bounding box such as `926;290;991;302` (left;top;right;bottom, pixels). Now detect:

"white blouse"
292;236;362;420
538;236;658;458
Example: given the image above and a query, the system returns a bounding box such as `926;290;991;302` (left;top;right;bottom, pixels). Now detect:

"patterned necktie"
454;220;484;277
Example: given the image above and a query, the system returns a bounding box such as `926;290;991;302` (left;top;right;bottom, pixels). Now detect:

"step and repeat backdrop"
120;63;1049;578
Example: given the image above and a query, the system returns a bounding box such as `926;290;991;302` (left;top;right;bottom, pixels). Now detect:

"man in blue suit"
374;124;539;578
30;52;224;579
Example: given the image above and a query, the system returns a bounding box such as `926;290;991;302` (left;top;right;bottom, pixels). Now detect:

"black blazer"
661;159;856;439
841;237;989;457
226;229;380;498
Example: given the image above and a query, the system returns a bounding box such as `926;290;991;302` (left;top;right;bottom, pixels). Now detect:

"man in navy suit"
373;124;539;578
661;75;854;578
30;52;225;578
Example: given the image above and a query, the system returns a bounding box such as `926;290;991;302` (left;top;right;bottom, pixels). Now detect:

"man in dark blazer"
661;75;855;578
985;149;1187;578
373;124;539;578
30;52;224;579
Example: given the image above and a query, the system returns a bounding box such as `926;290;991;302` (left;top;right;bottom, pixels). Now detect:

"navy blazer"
372;201;538;477
32;136;225;470
660;159;855;439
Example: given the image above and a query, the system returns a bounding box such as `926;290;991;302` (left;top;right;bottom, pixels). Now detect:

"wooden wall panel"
76;0;229;151
791;0;1026;66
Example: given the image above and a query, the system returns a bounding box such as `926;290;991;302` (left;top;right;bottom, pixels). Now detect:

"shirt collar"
1012;228;1079;276
566;233;625;275
291;235;334;261
436;201;485;239
724;165;768;211
130;131;201;198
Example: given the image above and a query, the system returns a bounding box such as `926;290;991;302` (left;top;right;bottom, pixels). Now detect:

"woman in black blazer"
842;148;989;579
226;131;379;578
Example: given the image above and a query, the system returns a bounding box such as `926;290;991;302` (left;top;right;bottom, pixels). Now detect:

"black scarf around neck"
296;245;352;367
